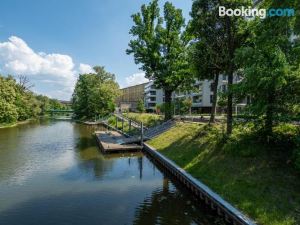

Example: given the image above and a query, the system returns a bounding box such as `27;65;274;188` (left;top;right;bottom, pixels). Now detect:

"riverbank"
0;119;34;129
147;122;300;225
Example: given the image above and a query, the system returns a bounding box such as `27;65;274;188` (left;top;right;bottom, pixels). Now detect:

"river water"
0;120;224;225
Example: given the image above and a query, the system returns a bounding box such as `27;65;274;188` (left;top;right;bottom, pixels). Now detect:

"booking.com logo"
219;6;295;19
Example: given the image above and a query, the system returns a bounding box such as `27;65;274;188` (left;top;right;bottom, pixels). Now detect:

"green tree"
137;99;145;113
189;0;227;124
235;0;300;135
0;74;69;124
72;66;120;119
0;76;18;123
189;0;250;133
183;97;192;115
127;0;193;120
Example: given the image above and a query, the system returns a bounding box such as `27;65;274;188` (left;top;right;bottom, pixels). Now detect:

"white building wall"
144;81;164;110
144;75;241;111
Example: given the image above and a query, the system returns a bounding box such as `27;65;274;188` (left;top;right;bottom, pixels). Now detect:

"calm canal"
0;120;225;225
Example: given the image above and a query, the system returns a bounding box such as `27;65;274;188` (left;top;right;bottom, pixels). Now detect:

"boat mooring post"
122;119;124;131
140;122;144;145
129;119;132;132
116;116;118;129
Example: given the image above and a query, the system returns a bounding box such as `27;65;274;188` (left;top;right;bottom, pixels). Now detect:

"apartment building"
174;75;229;113
116;82;149;112
144;75;245;113
144;81;164;111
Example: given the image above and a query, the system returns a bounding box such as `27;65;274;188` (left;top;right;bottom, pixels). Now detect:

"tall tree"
127;0;193;120
235;0;300;136
72;66;120;119
189;0;250;132
189;0;228;124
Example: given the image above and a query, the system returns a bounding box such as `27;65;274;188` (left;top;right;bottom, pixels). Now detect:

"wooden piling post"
116;116;118;129
129;119;132;132
140;122;144;146
122;119;124;131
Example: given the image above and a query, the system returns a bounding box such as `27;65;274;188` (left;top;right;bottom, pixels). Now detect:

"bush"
272;124;299;150
295;147;300;171
0;101;18;123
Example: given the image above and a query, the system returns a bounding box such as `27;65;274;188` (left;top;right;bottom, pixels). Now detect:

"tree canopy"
127;0;193;120
235;0;300;135
72;66;120;119
0;75;67;124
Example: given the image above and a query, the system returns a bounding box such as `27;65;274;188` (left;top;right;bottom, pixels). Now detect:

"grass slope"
147;122;300;225
124;113;163;127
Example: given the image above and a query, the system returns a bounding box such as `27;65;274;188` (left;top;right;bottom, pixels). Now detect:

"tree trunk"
227;70;233;135
164;89;173;121
209;72;219;124
226;16;234;135
265;93;274;136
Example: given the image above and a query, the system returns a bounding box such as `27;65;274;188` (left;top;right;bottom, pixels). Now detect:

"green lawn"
147;122;300;225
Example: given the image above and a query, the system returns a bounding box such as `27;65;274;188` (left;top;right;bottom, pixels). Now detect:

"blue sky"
0;0;192;100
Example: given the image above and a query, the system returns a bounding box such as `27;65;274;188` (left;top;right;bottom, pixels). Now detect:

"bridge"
47;109;74;113
46;109;74;119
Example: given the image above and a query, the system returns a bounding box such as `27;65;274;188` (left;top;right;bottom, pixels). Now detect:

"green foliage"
235;0;300;135
136;99;145;113
156;102;175;115
72;66;120;119
124;112;163;127
148;123;300;225
0;74;66;125
183;97;192;115
189;0;251;132
295;146;300;171
36;95;68;116
127;0;193;120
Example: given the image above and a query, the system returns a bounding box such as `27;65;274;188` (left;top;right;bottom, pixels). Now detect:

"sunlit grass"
123;112;163;127
147;122;300;225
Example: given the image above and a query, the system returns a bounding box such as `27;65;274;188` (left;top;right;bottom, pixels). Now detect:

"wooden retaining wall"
143;143;256;225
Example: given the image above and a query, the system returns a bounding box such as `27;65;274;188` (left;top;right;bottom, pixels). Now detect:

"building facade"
116;82;149;112
144;75;245;113
144;81;164;111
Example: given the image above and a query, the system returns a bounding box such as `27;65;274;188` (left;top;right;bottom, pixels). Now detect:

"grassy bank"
147;122;300;225
0;119;34;129
123;113;163;127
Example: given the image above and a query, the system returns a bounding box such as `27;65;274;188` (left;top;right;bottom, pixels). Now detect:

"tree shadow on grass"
155;124;300;225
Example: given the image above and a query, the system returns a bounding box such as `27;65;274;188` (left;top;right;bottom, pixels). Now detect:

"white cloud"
0;36;93;100
125;73;149;87
79;63;94;74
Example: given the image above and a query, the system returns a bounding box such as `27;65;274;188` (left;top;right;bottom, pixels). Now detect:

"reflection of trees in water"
73;130;114;179
133;177;226;225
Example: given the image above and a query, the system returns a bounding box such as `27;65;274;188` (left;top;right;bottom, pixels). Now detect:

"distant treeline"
0;75;68;124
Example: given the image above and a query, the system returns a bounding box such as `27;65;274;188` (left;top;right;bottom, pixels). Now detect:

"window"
210;95;214;103
148;103;156;107
150;91;156;95
222;75;227;81
150;97;156;101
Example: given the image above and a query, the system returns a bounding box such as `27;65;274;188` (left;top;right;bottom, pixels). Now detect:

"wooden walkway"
95;131;143;153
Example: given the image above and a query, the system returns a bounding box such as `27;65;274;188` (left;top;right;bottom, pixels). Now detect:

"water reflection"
0;120;224;225
133;176;227;225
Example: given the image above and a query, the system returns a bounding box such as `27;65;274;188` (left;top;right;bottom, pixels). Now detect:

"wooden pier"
95;131;143;153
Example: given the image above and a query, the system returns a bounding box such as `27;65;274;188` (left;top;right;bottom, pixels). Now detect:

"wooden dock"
95;131;143;153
